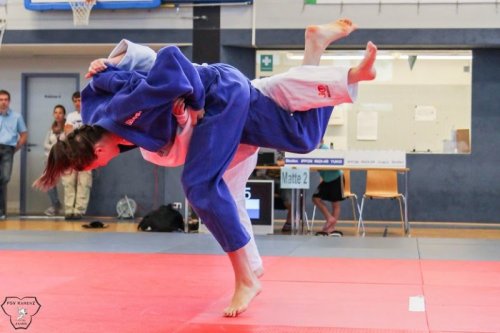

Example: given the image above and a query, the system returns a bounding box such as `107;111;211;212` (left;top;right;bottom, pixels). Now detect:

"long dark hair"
34;125;108;190
51;104;66;135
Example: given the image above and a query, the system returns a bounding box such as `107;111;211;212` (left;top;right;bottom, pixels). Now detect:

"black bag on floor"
138;204;184;232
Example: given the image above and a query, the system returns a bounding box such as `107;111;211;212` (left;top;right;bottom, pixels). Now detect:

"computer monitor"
244;180;274;234
198;180;274;235
257;152;275;166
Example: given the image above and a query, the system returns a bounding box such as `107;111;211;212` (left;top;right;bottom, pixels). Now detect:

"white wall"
4;1;500;31
256;49;472;153
222;0;500;29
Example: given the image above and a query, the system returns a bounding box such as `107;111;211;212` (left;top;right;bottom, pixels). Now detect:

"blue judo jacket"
81;46;206;152
81;46;255;252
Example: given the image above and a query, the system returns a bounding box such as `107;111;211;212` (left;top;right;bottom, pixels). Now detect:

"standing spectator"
61;91;92;220
312;140;344;236
0;90;28;219
43;104;66;216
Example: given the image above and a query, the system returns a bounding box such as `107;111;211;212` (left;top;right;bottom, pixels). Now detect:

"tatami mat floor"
1;217;499;332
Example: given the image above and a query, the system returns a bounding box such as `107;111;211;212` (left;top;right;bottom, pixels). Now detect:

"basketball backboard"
24;0;161;11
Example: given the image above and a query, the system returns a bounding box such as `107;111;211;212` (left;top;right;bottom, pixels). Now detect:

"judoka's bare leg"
303;18;357;66
348;41;377;84
224;247;262;317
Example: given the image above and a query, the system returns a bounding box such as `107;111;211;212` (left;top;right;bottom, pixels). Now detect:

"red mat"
0;251;498;333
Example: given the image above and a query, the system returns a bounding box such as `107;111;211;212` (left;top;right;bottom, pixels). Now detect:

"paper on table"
415;105;437;122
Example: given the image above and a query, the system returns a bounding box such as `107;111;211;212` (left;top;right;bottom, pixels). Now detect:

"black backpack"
138;204;185;232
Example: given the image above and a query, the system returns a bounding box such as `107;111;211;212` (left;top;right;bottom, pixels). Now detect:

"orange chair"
358;169;409;236
343;170;364;235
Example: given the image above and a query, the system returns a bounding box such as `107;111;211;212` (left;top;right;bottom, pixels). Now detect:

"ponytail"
33;125;108;190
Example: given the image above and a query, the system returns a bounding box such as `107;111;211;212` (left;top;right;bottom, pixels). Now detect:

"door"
21;74;79;215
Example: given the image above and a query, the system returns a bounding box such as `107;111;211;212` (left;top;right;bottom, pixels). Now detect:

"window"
256;49;472;154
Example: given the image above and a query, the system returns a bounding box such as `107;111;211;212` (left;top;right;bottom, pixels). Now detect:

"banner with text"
284;150;406;169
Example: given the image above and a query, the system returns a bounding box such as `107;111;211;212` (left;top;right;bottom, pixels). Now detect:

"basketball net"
0;1;6;49
69;0;96;26
0;20;5;49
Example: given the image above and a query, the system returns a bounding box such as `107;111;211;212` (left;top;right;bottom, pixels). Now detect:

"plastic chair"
358;169;408;236
343;170;364;235
311;170;363;234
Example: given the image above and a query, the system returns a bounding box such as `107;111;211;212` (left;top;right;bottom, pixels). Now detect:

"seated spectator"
312;140;344;236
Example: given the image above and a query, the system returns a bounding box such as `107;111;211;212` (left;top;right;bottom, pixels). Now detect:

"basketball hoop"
69;0;96;26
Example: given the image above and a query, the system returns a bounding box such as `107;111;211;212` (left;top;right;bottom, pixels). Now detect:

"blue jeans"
0;144;15;215
47;186;61;208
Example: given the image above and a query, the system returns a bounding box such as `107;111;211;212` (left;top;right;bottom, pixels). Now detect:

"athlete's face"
84;135;121;171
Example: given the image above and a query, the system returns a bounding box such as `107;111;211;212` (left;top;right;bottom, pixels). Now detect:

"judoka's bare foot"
224;275;262;317
307;19;357;48
303;18;357;65
348;41;377;83
224;248;262;317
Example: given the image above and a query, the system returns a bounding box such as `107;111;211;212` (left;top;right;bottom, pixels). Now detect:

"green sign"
260;54;273;72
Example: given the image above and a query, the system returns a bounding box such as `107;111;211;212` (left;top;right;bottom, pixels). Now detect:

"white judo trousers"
222;151;262;271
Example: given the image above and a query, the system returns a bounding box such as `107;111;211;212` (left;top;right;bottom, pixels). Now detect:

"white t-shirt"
66;111;83;130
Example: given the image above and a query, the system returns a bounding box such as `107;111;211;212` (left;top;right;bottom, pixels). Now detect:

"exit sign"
260;54;273;72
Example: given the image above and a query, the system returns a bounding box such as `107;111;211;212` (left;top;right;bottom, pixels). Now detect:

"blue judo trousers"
82;46;333;253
